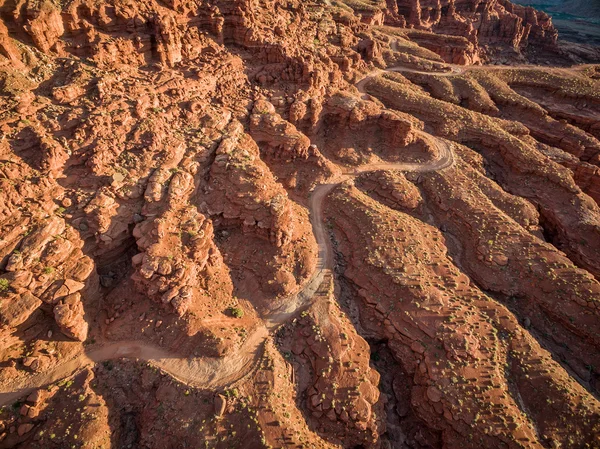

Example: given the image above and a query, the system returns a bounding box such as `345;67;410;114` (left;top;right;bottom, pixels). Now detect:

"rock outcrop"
327;182;600;448
396;0;557;53
278;274;382;446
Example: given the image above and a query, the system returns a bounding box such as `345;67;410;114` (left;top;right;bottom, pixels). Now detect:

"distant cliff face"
384;0;558;54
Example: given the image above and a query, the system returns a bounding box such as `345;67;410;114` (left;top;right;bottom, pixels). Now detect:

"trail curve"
0;65;455;407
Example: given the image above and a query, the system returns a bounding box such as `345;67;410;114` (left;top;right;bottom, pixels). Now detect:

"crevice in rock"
369;339;443;449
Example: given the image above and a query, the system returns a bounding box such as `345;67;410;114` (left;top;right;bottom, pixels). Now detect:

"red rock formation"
1;0;600;446
278;274;382;446
364;71;600;279
313;92;433;165
249;99;338;194
394;0;557;49
327;182;600;448
205;122;295;249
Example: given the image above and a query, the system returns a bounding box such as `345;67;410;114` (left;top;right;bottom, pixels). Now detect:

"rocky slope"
1;0;600;447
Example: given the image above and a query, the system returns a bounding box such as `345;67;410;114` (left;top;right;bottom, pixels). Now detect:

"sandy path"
0;65;455;406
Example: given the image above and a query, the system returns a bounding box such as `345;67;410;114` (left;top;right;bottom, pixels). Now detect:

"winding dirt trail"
0;66;455;407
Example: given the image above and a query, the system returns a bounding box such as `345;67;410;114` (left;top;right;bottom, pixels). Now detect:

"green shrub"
229;307;244;318
0;278;10;293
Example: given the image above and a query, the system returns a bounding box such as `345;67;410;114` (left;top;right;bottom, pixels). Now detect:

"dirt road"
0;66;455;406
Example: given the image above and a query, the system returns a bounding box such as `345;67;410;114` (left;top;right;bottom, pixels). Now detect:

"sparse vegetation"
0;278;10;293
229;307;244;318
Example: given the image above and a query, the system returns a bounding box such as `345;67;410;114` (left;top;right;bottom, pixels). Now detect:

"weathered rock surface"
1;0;600;447
277;274;382;446
365;70;600;279
327;183;600;448
345;0;558;62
